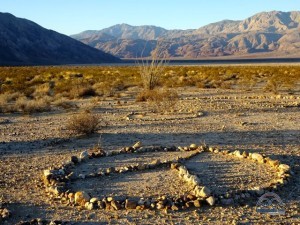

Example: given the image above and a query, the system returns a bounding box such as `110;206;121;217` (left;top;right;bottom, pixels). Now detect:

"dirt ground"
0;86;299;224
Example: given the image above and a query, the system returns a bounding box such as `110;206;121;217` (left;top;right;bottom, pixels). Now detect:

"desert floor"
0;87;299;225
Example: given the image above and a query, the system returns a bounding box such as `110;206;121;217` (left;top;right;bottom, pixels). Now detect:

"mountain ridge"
0;12;121;66
71;11;300;59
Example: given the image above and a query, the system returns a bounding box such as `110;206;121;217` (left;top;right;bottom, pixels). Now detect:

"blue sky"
1;0;299;35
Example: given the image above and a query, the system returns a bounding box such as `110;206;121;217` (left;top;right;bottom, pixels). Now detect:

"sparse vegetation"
66;111;100;135
137;88;179;113
0;65;299;114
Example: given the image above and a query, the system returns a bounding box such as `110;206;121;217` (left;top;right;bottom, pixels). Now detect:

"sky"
0;0;299;35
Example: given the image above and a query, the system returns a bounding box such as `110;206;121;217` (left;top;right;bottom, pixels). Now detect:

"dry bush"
15;96;51;114
69;86;96;99
138;43;167;90
137;88;179;113
66;111;100;135
53;97;77;110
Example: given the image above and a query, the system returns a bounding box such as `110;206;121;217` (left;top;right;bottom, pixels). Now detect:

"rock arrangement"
42;142;293;211
16;219;65;225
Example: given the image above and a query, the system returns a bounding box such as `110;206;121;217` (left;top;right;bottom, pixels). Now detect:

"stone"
74;191;90;206
125;199;137;209
189;144;198;150
78;174;86;179
171;204;179;211
206;196;215;206
85;202;95;210
156;201;165;210
106;197;114;202
278;164;290;173
137;163;147;170
251;153;264;163
90;197;99;203
242;151;248;158
80;150;89;161
43;169;53;179
0;208;10;219
196;186;211;198
187;194;196;201
98;201;106;209
170;163;180;170
111;200;122;210
193;199;201;208
234;150;243;158
132;141;142;149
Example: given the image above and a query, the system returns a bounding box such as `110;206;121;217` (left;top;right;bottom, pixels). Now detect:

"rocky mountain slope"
72;11;300;58
0;13;120;66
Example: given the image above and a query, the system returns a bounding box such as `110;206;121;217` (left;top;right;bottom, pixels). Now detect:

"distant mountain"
0;13;120;66
71;11;300;58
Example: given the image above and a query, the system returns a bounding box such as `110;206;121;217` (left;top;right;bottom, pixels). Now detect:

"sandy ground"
0;87;299;224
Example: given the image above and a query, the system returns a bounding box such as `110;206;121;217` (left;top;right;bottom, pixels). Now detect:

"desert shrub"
15;96;51;114
69;86;96;99
53;97;77;110
137;88;179;113
32;83;52;98
66;111;100;135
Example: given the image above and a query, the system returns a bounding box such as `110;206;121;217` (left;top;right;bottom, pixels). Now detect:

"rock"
170;163;180;170
85;202;95;210
78;174;86;179
98;201;106;209
106;197;114;202
206;196;215;206
43;169;53;178
251;153;264;163
242;151;248;158
111;200;122;210
71;156;79;164
132;141;142;149
90;197;99;203
195;186;211;198
189;144;198;150
0;208;10;219
234;150;243;158
156;201;165;210
74;191;90;206
193;199;201;208
278;164;290;173
125;199;137;209
80;150;89;161
171;204;179;211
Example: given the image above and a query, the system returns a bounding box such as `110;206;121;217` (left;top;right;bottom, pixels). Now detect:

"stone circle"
42;142;293;211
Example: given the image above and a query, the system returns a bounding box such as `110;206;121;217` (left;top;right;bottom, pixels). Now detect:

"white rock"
80;150;89;160
206;196;215;206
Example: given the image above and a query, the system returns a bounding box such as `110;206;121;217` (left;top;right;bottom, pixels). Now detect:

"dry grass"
15;96;51;114
66;111;100;135
137;88;179;113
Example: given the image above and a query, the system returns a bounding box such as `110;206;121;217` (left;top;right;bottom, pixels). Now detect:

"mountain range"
71;11;300;59
0;13;120;66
